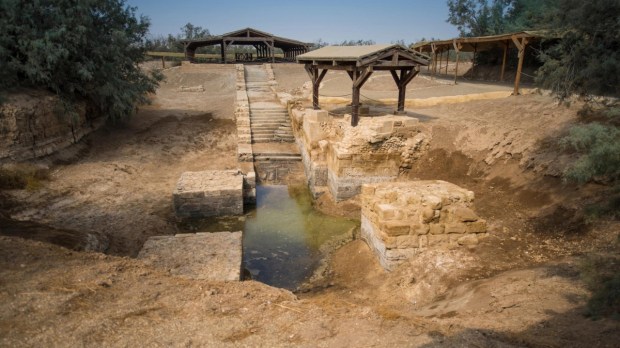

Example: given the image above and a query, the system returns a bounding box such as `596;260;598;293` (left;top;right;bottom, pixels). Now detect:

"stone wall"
361;180;488;270
0;90;103;162
233;64;256;204
288;107;428;201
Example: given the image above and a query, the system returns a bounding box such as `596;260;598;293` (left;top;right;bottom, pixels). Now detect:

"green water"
178;184;357;289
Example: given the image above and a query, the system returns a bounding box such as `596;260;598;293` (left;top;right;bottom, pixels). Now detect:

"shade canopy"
297;45;430;127
182;27;311;63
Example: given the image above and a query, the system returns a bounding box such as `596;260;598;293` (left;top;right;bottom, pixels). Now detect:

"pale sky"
126;0;459;45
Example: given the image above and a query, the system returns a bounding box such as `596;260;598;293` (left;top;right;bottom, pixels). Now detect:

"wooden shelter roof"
411;30;554;53
297;45;430;127
182;27;311;51
297;44;430;69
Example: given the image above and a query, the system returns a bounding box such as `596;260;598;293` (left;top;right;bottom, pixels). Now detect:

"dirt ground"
1;63;619;347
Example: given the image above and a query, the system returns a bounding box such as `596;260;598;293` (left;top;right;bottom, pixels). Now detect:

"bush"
0;0;162;122
560;122;620;184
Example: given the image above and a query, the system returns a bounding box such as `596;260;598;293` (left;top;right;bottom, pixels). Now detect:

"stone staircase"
244;65;296;144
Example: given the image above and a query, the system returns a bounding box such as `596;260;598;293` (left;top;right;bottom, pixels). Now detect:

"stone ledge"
138;231;242;281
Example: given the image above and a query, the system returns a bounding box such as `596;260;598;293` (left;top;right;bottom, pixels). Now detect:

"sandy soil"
1;63;619;347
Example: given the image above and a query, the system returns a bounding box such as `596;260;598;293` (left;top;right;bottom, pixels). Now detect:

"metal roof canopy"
411;31;554;94
182;27;312;63
297;45;430;127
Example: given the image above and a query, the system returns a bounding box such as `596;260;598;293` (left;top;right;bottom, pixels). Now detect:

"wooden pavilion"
411;31;554;95
182;27;311;63
297;45;430;127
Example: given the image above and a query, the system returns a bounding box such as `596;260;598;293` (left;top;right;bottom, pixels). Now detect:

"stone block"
457;234;479;246
305;109;329;123
376;203;402;221
138;231;242;281
428;234;448;246
173;170;243;218
381;221;410;236
466;220;487;233
445;223;467;234
429;224;445;235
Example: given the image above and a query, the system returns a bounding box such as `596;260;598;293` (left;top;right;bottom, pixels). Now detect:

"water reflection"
243;185;357;289
176;184;357;289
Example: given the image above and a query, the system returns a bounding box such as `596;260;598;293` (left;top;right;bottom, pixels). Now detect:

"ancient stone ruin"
290;107;428;201
361;180;488;270
173;170;244;218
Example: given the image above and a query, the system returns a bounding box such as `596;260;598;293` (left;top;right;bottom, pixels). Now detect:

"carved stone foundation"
173;170;244;218
361;180;488;270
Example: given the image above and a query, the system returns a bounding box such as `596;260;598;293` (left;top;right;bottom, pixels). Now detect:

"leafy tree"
179;22;210;40
536;0;620;99
0;0;162;122
446;0;515;37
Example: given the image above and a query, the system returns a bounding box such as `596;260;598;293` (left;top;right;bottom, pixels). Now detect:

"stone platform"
138;232;242;281
361;180;488;270
173;170;243;218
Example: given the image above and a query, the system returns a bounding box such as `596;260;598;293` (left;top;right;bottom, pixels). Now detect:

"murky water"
178;184;358;289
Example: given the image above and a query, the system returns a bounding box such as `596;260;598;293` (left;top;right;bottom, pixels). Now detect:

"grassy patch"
0;164;50;190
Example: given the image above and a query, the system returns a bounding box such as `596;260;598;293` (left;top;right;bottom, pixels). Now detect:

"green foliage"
446;0;516;37
146;22;215;54
560;123;620;183
580;254;620;320
536;0;620;99
446;0;557;37
0;0;162;122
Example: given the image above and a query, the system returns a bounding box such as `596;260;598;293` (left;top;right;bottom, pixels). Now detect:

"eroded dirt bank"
1;64;619;347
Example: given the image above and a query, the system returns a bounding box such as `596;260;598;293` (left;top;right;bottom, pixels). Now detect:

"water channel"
180;184;358;289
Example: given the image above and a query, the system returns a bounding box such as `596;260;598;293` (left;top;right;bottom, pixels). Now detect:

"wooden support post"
221;41;226;64
391;68;419;113
270;40;275;63
500;40;508;82
161;56;165;69
431;43;437;79
445;48;449;75
304;65;328;110
350;67;373;127
511;36;528;95
472;43;477;76
453;40;461;85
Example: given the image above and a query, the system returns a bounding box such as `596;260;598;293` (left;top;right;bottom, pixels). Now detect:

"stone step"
250;115;288;118
254;155;301;161
251;126;280;132
251;130;279;136
251;122;290;127
254;151;301;157
250;111;287;115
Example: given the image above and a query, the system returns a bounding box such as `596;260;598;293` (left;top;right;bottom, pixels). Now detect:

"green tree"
536;0;620;99
446;0;515;37
179;22;210;40
0;0;161;122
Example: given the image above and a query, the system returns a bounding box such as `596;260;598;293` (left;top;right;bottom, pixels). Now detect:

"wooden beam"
351;69;361;127
500;40;508;82
512;36;528;95
453;40;462;84
304;65;328;110
161;56;165;69
444;47;449;75
220;41;225;64
392;68;419;112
